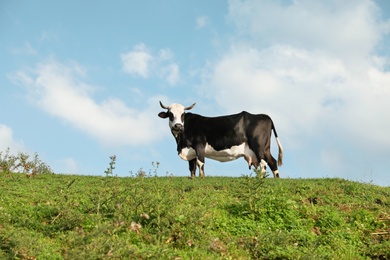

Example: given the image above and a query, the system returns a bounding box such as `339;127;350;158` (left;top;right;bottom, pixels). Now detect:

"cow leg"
249;142;266;174
259;159;267;178
188;159;197;178
264;150;279;178
197;159;205;178
250;142;278;178
195;146;206;178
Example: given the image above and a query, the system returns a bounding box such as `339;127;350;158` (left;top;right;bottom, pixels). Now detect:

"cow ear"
158;112;168;118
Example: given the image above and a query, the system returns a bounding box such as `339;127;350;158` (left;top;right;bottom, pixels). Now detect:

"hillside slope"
1;173;389;259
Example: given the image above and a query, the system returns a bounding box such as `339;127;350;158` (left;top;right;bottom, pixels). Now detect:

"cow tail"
272;122;283;166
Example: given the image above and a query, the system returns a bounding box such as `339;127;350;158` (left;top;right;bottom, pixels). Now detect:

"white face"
158;101;196;137
167;103;186;134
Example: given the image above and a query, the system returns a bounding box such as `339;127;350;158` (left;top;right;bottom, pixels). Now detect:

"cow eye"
181;113;185;122
168;112;174;121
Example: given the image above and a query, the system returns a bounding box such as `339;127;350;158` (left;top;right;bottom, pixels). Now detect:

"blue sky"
1;0;390;186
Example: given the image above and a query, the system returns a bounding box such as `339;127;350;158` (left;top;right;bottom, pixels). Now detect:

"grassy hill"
0;172;389;259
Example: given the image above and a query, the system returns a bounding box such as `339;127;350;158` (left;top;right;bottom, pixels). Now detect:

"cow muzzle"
173;123;183;131
171;123;183;136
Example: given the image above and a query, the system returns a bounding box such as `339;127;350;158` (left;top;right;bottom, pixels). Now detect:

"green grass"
0;172;389;259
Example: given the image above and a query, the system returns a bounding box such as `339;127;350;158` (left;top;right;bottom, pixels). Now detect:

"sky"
1;0;390;186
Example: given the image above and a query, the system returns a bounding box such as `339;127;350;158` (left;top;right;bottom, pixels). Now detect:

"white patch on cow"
196;159;204;168
179;147;197;161
179;142;259;166
260;159;267;169
204;142;252;162
276;137;282;150
197;159;205;177
275;137;283;166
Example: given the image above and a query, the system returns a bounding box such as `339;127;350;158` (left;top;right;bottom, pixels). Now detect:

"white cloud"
12;60;165;146
121;43;180;86
228;0;390;65
196;16;208;29
0;124;26;152
157;48;180;86
55;157;80;174
158;49;174;61
162;63;179;86
202;1;390;183
121;43;152;78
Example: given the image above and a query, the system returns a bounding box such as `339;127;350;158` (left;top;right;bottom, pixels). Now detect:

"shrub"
0;148;52;175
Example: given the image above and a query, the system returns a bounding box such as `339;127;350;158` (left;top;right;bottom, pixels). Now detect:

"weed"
130;167;147;178
151;161;160;176
252;165;269;178
234;172;268;218
129;161;160;178
104;155;116;177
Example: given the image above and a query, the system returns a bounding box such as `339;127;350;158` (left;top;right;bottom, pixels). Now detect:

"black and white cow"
158;101;283;178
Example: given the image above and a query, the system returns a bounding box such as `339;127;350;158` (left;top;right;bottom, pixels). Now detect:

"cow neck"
175;132;182;153
175;112;189;145
174;112;194;150
174;133;180;144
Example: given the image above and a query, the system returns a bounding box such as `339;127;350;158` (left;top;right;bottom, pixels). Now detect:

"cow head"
158;101;196;137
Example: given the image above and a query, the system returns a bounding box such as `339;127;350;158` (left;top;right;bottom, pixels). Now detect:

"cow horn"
184;103;196;110
159;101;170;109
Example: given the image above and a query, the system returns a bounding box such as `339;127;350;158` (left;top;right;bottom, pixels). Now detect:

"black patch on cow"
177;111;273;152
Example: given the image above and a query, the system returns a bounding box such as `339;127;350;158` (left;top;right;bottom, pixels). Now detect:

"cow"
158;101;283;178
